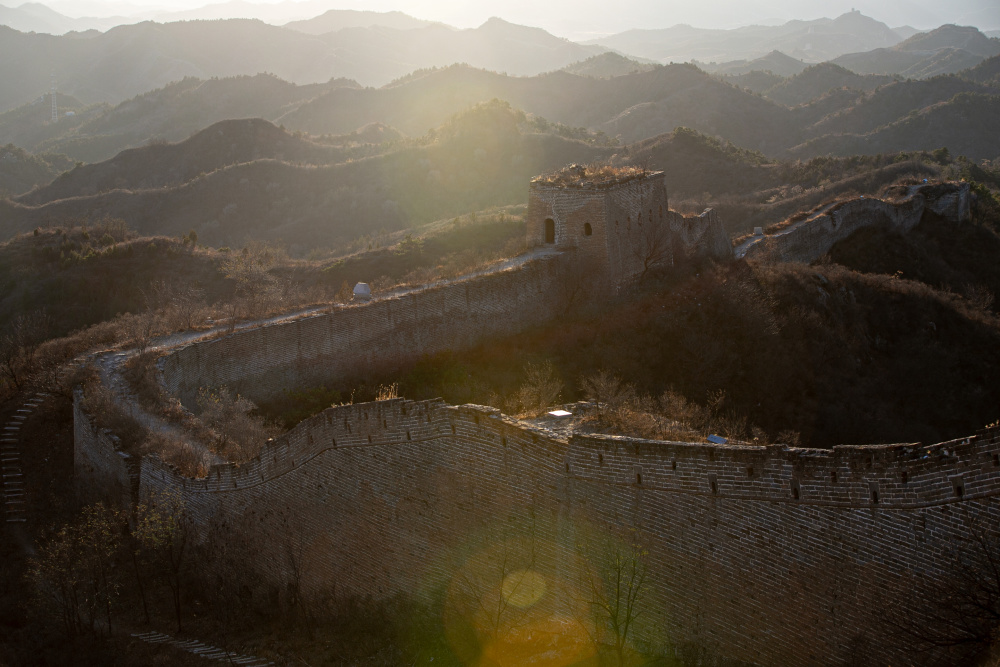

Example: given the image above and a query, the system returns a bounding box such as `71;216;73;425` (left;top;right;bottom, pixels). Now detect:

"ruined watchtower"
527;164;671;285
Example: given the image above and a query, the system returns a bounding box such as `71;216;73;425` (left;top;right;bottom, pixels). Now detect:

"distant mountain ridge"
0;2;127;34
832;24;1000;77
0;17;607;112
283;9;437;34
590;11;904;64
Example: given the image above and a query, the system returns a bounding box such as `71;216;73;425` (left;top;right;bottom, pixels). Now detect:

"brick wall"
160;253;567;407
742;183;971;264
73;388;140;510
73;177;989;665
73;387;1000;665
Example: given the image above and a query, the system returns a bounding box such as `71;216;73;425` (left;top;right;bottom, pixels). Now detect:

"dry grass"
532;162;648;188
579;371;799;446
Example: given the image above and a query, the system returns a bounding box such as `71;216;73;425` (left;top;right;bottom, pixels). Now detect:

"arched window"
544;218;555;243
584;223;592;236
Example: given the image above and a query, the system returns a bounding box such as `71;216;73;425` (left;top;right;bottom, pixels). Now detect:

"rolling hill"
283;9;436;34
832;25;1000;77
0;17;608;113
788;92;1000;160
0;102;608;252
591;11;903;64
20;74;357;163
762;63;897;107
699;50;807;77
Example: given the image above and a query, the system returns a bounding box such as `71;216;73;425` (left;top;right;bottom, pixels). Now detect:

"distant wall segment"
739;182;972;263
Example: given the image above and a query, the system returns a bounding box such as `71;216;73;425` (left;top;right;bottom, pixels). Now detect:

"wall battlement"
738;182;971;263
75;392;1000;664
74;176;986;665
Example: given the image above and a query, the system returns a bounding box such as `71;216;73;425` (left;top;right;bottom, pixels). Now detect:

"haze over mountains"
0;2;996;251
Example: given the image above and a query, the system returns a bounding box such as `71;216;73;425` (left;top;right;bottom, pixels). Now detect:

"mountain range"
0;16;606;112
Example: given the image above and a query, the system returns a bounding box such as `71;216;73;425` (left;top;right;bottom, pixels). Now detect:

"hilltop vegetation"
0;101;608;251
0;144;74;197
352;206;1000;449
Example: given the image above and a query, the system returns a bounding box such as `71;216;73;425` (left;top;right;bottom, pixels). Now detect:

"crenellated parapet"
738;182;972;263
72;174;989;666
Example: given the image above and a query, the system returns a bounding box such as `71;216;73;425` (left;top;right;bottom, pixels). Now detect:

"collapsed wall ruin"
74;169;988;665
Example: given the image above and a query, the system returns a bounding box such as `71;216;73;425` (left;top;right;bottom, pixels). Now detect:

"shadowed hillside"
763;63;897;107
833;25;1000;77
0;144;74;197
789;92;1000;159
806;76;997;137
17;119;350;205
5;75;357;164
0;102;607;252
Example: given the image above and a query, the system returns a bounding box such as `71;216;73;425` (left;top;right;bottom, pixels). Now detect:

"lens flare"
501;569;547;608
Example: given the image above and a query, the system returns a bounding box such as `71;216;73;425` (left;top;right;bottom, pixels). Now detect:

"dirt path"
94;247;563;462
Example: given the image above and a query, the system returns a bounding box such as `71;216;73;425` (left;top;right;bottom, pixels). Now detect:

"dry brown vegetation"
532;162;648;187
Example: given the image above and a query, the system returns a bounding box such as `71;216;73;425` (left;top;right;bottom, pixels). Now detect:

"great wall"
74;166;991;665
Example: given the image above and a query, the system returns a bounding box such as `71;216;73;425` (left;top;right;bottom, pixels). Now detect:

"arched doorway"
544;218;555;244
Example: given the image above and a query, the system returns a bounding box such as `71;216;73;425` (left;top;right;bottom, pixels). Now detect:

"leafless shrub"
0;310;51;391
81;382;148;453
196;387;276;462
117;310;157;354
501;361;563;418
965;283;996;314
581;373;765;444
141;433;209;478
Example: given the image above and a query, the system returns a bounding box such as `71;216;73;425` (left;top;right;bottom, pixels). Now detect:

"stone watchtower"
526;164;671;285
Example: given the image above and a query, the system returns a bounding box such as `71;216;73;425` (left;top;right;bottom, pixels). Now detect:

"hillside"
0;17;607;113
0;92;96;155
279;63;796;152
961;54;1000;87
592;11;903;64
722;70;787;95
806;76;997;137
0;75;357;164
762;63;897;107
561;53;657;78
0;144;74;197
283;9;435;34
789;92;1000;160
700;50;807;77
16;119;351;205
0;102;607;252
833;25;1000;77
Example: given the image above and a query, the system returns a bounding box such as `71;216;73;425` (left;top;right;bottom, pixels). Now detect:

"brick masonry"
74;396;1000;665
740;182;972;263
74;176;985;665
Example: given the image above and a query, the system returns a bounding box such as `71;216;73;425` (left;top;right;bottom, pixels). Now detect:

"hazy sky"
47;0;1000;37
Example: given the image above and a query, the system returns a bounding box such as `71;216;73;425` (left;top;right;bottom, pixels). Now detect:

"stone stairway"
131;631;275;666
2;391;50;524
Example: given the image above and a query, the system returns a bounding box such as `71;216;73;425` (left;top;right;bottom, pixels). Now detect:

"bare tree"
631;217;672;280
445;518;545;663
578;529;649;666
133;492;189;632
0;310;51;390
222;240;281;318
884;513;1000;666
29;503;124;637
197;386;276;461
